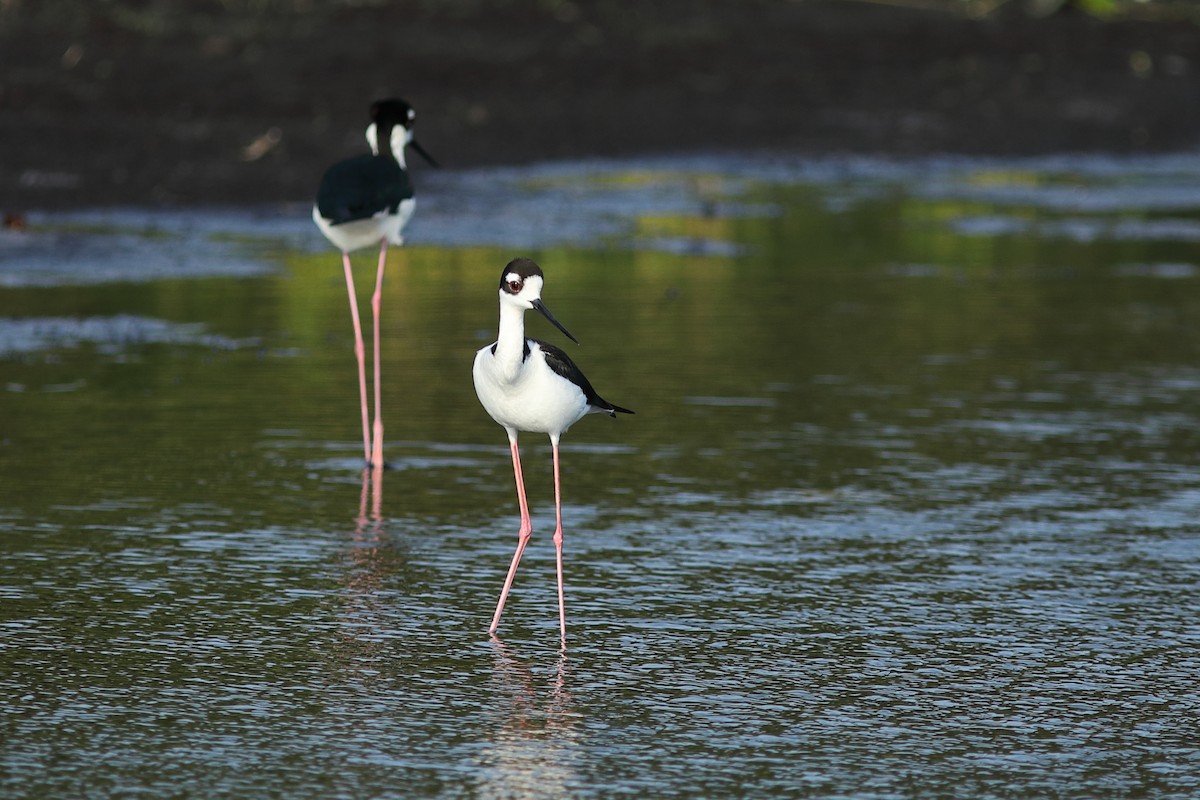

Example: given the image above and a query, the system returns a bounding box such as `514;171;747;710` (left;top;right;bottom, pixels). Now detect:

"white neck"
365;123;409;166
491;299;528;381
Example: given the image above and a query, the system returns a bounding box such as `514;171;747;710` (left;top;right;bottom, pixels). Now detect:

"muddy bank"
2;0;1198;211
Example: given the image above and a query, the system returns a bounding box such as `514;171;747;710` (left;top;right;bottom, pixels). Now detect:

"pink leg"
369;458;384;522
551;435;566;642
356;466;370;532
489;437;533;633
342;253;371;465
369;240;387;468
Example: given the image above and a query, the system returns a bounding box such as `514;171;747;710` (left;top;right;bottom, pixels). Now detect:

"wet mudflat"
2;154;1199;798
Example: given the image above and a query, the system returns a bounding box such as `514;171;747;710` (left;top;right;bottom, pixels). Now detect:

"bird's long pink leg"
342;252;371;465
490;437;533;633
369;458;384;522
369;240;387;468
551;435;567;642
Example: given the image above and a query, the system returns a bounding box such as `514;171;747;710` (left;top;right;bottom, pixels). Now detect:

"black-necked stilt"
472;257;634;640
312;97;438;468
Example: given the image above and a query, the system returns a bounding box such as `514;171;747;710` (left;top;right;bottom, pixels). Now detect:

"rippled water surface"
3;154;1200;798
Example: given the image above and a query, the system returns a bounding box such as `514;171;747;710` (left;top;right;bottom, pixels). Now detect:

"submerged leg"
551;435;566;642
369;240;387;468
369;457;384;523
342;252;371;465
490;436;533;633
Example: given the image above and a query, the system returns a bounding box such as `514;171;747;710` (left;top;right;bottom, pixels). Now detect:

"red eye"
507;280;522;292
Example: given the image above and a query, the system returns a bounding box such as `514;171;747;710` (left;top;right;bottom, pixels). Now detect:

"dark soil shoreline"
2;0;1199;211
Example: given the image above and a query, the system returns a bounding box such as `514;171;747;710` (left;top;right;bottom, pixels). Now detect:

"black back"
536;338;634;417
315;155;413;225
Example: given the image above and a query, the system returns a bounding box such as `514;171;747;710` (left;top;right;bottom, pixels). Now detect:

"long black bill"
532;299;579;345
410;138;439;168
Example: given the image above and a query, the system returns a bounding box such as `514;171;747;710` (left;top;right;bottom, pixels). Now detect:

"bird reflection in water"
333;462;392;676
356;461;386;535
477;636;580;798
346;461;387;597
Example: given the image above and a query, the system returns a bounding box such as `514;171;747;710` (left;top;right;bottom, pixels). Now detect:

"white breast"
473;341;589;437
311;198;415;252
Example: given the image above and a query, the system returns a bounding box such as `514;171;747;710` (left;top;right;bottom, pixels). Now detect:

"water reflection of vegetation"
3;172;1200;533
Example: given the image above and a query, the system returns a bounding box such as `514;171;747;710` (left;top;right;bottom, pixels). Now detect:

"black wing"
535;339;634;417
315;155;413;225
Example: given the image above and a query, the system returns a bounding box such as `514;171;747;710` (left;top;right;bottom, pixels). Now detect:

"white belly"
312;198;415;253
473;345;590;438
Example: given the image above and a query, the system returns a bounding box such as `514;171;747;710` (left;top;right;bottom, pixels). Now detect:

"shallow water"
2;153;1200;798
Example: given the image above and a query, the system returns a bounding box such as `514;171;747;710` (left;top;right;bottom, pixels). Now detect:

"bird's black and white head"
498;258;578;344
366;98;438;168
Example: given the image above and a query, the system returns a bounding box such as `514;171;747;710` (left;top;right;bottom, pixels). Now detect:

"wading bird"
313;98;437;468
472;258;633;640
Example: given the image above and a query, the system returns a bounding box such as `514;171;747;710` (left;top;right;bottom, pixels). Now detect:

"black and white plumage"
313;98;437;251
311;98;437;469
472;257;633;640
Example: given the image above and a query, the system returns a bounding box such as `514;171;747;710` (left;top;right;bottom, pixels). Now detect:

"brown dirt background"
2;0;1199;211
